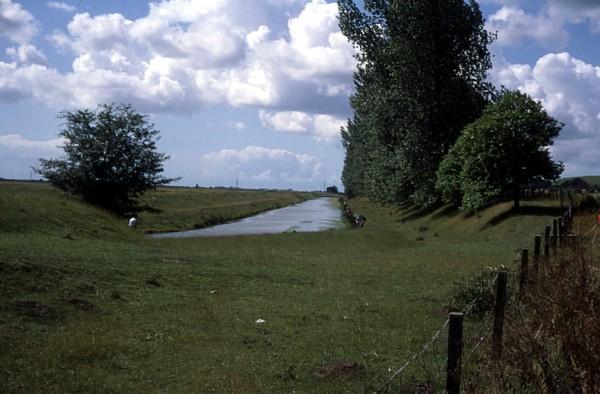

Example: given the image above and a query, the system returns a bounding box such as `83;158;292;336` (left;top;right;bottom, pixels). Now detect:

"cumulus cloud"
479;0;523;4
0;0;37;44
6;44;47;65
199;145;321;186
486;6;568;48
0;134;65;158
259;110;344;141
547;0;600;32
0;133;65;180
47;1;76;13
490;52;600;176
486;1;600;49
0;0;355;120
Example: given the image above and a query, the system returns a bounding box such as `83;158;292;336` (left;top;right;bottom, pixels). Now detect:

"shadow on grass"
486;205;563;227
431;204;458;219
136;204;162;214
399;201;444;222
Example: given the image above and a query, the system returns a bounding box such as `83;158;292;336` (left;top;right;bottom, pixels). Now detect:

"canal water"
150;197;344;238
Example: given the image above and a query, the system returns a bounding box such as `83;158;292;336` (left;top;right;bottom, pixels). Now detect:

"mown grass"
0;181;563;392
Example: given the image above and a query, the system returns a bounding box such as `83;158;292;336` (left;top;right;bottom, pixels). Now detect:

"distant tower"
235;177;239;189
323;179;326;192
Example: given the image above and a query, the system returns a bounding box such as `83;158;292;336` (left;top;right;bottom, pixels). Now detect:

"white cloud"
479;0;523;4
547;0;600;32
199;145;321;186
0;0;37;44
228;121;246;130
246;25;270;49
146;0;226;23
486;1;600;49
490;52;600;176
486;6;568;48
6;44;47;65
259;110;312;133
0;134;65;158
0;133;65;179
259;110;344;141
47;1;76;13
0;0;355;120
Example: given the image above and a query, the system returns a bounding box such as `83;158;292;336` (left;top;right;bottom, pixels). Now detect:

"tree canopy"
339;0;495;206
436;90;564;211
37;104;176;212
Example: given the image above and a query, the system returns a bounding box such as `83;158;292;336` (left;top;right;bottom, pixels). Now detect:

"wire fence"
373;204;599;393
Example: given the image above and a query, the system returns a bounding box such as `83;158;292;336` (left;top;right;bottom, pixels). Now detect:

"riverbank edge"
148;196;345;238
141;193;332;234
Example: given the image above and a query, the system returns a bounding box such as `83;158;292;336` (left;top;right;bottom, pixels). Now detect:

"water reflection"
150;197;344;238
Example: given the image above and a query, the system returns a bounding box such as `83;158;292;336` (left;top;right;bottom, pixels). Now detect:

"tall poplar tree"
338;0;495;206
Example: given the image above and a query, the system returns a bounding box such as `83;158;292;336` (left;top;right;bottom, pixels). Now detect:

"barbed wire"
464;312;493;363
374;317;449;393
375;212;595;394
374;280;495;393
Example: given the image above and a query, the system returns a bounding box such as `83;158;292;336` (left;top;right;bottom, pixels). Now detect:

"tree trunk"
514;181;520;210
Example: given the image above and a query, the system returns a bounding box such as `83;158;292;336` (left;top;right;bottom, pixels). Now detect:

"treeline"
339;0;563;210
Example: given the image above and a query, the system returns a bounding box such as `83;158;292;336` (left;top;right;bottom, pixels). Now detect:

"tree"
436;90;564;211
37;104;177;212
326;185;339;194
338;0;495;206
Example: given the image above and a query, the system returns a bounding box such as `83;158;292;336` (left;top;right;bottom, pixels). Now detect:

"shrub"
449;267;505;316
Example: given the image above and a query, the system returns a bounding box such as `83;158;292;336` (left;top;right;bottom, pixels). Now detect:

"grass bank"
0;182;562;392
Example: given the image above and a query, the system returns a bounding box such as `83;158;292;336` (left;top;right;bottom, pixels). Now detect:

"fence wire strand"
375;211;596;394
374;279;495;393
374;318;449;393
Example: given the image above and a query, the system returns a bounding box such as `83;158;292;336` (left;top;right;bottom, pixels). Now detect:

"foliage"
437;90;564;211
449;267;503;316
339;0;495;206
579;194;599;211
326;185;339;194
37;104;176;212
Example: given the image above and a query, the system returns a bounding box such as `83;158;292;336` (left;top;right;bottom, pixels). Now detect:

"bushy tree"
437;90;564;211
338;0;495;206
37;104;176;212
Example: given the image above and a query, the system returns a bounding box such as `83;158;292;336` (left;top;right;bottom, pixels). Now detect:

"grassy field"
0;181;565;392
558;175;600;188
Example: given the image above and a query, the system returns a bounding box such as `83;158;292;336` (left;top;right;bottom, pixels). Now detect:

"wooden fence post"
446;312;464;394
493;270;508;357
552;219;558;255
544;225;551;260
560;188;564;212
519;248;529;299
533;235;541;279
558;217;564;247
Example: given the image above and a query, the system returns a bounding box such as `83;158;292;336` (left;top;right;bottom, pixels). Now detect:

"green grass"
0;182;564;392
558;175;600;188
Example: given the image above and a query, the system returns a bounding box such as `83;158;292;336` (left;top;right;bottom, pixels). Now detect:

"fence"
375;204;599;393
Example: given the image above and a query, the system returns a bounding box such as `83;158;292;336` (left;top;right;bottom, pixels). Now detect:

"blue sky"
1;0;600;190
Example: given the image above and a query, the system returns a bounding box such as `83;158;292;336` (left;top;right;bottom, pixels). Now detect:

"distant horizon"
0;176;342;192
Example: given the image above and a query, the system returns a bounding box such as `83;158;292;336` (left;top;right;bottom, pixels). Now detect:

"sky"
1;0;600;190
